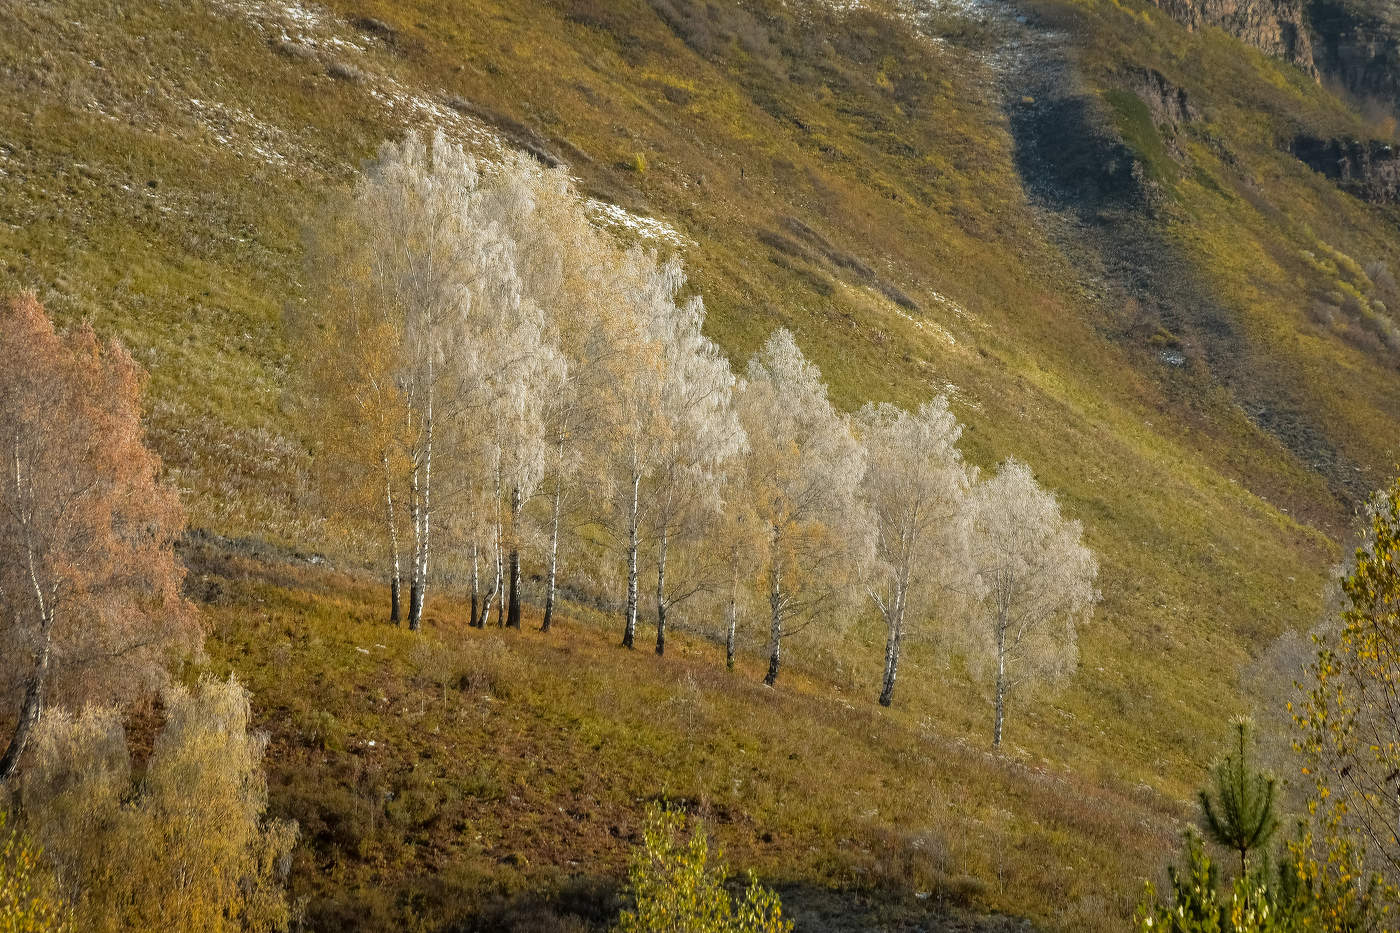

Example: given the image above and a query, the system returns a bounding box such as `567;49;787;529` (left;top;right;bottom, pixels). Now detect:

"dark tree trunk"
0;621;50;783
655;526;668;656
507;486;522;629
764;639;781;686
408;580;423;632
390;577;401;625
506;546;522;629
470;541;482;629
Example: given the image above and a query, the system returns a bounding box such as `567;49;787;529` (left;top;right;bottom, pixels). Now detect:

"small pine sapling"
1199;718;1279;879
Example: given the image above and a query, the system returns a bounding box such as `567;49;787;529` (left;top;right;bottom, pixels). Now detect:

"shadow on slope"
1003;3;1364;507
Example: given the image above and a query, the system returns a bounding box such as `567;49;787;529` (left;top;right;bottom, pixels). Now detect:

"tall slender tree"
965;459;1098;746
709;452;767;671
645;292;744;656
856;397;975;707
296;133;558;633
594;252;684;649
737;330;873;687
357;131;506;631
293;195;411;623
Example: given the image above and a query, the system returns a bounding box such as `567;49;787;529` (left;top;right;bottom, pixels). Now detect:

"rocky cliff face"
1146;0;1400;114
1146;0;1316;72
1307;0;1400;110
1291;135;1400;202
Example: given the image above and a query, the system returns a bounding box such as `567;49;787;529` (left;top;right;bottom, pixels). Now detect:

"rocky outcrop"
1146;0;1316;73
1307;0;1400;110
1291;135;1400;203
1124;67;1200;128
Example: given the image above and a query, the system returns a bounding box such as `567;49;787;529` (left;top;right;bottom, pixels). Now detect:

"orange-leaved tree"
0;293;199;782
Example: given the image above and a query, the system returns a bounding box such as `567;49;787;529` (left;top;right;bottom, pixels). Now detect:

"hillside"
5;0;1400;928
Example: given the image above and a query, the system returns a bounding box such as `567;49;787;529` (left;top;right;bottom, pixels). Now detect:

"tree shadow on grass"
777;883;1037;933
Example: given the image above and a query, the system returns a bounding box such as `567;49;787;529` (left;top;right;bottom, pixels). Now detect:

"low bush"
615;804;791;933
0;811;71;933
19;676;298;933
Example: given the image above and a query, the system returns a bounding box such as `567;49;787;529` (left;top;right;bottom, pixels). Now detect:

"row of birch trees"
289;130;1099;744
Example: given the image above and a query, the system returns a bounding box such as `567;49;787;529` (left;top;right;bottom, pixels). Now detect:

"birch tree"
965;459;1097;746
595;252;681;649
478;156;616;631
710;452;767;671
0;295;199;783
297;130;531;632
737;330;873;687
645;293;744;656
358;130;525;632
294;203;411;623
532;237;653;635
856;397;975;707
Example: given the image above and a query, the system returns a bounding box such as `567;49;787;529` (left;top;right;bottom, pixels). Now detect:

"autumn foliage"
0;811;70;933
0;293;200;781
20;675;298;933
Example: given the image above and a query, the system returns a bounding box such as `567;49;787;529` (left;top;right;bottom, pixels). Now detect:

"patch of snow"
184;96;296;167
211;0;691;246
585;199;693;248
890;303;958;347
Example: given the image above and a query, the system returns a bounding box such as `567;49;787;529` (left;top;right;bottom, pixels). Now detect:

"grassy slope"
190;537;1180;931
5;0;1400;927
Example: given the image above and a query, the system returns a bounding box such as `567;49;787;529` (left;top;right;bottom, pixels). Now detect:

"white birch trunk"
622;466;640;649
542;473;562;632
764;562;782;686
411;372;435;632
725;561;739;672
994;613;1007;747
382;449;402;625
542;432;565;633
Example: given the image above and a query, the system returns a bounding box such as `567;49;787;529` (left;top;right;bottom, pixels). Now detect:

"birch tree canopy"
295;130;558;631
645;289;744;656
739;329;874;687
856;397;975;707
965;459;1098;746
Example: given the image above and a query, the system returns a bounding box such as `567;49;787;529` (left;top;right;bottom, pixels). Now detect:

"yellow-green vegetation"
188;538;1180;931
19;676;298;933
6;0;1400;927
616;804;790;933
1134;830;1384;932
1296;476;1400;888
0;813;71;933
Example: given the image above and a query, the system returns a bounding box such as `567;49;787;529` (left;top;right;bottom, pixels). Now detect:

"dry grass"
6;0;1400;927
187;537;1183;931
